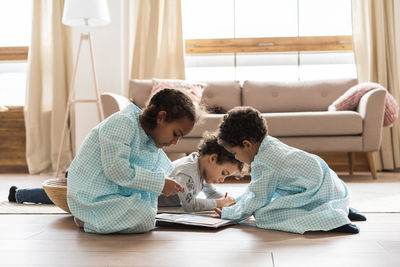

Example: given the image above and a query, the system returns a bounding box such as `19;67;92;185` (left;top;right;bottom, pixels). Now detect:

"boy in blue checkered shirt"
213;106;366;234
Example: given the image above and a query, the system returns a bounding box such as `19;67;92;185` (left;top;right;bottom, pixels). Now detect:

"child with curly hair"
213;106;366;234
158;133;243;212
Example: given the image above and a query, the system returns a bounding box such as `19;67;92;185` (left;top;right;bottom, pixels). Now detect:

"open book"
156;213;236;228
157;206;215;215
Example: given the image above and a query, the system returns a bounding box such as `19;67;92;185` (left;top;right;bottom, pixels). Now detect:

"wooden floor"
1;173;400;266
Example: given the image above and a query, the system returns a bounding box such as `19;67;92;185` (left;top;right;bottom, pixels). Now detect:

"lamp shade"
62;0;110;27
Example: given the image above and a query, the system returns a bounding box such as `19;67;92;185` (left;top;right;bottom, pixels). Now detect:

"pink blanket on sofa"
328;82;399;127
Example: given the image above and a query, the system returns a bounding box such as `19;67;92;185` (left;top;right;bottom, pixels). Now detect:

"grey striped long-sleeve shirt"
158;152;224;211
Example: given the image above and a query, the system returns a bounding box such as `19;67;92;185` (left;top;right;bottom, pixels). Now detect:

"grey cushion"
186;114;224;137
265;111;362;136
129;79;152;108
200;81;241;111
186;111;362;138
129;80;242;112
242;79;358;112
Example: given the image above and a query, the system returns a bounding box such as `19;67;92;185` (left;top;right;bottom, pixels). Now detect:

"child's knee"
134;210;156;231
120;223;155;233
118;216;156;233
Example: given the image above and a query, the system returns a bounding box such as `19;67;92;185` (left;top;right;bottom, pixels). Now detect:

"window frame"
0;46;28;61
185;36;352;55
0;46;29;108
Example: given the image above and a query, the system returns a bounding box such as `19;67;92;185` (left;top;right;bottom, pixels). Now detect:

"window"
0;0;32;106
182;0;356;82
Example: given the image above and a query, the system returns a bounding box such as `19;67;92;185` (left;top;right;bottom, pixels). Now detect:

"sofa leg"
366;152;378;180
348;152;354;175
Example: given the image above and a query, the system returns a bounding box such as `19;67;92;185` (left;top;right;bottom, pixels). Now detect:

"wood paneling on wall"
0;110;28;173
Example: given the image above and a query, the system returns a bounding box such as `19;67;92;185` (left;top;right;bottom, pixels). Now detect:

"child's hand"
212;207;222;218
162;178;184;196
216;196;236;208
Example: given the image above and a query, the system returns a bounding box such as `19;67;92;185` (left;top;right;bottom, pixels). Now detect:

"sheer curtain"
351;0;400;170
130;0;185;80
25;0;73;174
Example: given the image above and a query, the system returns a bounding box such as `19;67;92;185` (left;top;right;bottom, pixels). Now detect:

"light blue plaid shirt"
67;103;173;234
222;136;351;234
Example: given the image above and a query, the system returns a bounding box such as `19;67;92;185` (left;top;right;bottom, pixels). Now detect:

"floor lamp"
55;0;110;177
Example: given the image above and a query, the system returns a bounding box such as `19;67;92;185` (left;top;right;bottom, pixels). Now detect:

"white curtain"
130;0;185;79
351;0;400;170
25;0;73;174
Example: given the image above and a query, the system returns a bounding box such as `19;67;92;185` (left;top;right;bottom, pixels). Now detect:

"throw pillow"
150;78;206;106
384;93;399;127
328;82;399;127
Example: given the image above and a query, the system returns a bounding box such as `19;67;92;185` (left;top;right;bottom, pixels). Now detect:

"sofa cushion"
129;80;241;111
200;81;241;112
186;114;224;137
279;136;363;152
186;111;362;138
264;111;363;136
151;79;206;106
129;79;152;108
242;79;358;112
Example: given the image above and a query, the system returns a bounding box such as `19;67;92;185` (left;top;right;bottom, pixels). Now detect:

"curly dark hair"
198;132;244;172
218;106;268;147
141;88;199;130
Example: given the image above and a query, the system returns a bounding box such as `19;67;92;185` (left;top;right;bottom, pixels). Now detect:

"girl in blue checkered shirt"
213;106;366;234
67;89;200;234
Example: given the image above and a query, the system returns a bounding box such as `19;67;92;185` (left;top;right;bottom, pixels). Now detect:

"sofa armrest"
357;88;387;151
100;93;131;119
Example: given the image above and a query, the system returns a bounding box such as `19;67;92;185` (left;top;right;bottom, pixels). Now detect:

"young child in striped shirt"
158;133;243;212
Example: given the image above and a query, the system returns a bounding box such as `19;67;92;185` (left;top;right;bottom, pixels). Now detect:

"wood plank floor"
1;173;400;266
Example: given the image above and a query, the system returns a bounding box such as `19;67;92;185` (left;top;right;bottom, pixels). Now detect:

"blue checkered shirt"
67;103;173;234
222;136;351;234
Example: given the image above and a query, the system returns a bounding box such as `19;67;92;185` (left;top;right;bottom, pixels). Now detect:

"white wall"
70;0;128;152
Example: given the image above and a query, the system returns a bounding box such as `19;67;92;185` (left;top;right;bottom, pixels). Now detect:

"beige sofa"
101;78;387;179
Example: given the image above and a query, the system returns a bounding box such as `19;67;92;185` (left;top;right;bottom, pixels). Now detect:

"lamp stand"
55;32;104;178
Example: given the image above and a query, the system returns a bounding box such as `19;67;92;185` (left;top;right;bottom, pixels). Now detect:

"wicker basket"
42;178;70;213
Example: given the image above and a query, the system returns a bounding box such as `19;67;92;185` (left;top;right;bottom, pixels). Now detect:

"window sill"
0;106;24;112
